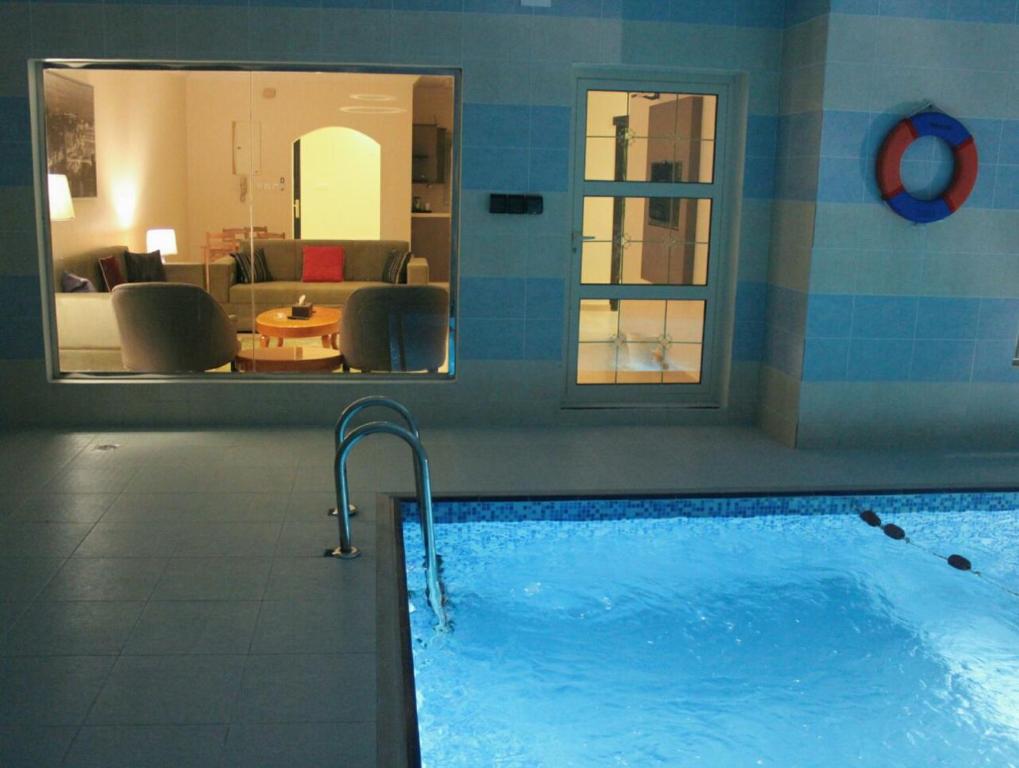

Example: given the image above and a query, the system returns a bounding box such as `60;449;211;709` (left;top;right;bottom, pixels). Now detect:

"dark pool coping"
375;484;1019;767
376;492;421;768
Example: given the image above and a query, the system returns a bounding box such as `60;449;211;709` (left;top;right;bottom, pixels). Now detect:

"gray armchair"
111;282;239;373
340;285;449;373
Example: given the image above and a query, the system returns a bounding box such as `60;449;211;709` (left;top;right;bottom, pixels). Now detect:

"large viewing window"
36;63;458;377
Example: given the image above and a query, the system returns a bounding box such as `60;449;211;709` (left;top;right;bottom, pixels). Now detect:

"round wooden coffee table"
255;306;341;349
234;346;342;373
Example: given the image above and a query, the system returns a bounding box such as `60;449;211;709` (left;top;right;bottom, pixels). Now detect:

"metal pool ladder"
327;396;450;630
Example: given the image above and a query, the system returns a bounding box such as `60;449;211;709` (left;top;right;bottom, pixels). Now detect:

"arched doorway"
293;126;381;239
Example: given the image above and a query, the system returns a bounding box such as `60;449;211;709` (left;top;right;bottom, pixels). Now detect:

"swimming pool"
400;492;1019;767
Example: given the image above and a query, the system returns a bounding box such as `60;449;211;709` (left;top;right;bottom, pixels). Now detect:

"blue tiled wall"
3;0;1012;445
757;5;829;444
0;0;785;429
797;6;1019;446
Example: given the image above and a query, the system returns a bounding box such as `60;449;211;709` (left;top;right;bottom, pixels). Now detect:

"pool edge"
376;492;423;768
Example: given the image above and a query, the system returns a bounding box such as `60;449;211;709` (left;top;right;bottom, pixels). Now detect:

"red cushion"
98;255;125;291
302;246;345;282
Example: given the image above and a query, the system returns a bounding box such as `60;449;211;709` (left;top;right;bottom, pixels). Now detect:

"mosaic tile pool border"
400;490;1019;525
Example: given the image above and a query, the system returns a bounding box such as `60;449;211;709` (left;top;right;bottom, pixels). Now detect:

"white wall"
48;70;191;263
184;71;415;260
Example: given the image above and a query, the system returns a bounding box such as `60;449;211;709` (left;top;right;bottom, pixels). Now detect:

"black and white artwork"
45;72;97;198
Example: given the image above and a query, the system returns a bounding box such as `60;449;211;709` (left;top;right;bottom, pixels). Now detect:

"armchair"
340;285;449;373
111;282;239;373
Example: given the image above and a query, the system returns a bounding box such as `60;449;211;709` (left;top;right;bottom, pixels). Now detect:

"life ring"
876;111;978;223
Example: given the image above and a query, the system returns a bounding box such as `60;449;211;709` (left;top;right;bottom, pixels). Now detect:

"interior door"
564;70;737;407
292;137;301;239
291;127;381;240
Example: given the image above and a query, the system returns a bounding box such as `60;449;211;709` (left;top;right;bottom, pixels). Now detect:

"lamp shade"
146;228;178;258
47;174;75;221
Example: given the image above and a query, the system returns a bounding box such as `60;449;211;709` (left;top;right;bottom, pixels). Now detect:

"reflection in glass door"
566;73;735;405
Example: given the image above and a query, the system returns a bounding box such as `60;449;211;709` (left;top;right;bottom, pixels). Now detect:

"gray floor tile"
275;517;375;557
120;466;219;494
9;494;115;524
0;725;77;767
123;601;260;655
292;465;336;492
42;466;139;495
104;493;289;523
264;557;375;602
87;655;246;725
64;725;227;768
234;654;376;723
0;495;25;523
175;523;282;557
68;444;228;469
0;602;30;642
41;558;169;602
220;722;375;768
284;491;339;521
0;522;94;557
250;597;376;654
126;466;296;495
0;601;143;656
0;656;115;725
150;558;272;601
0;558;65;601
0;468;60;494
74;523;186;558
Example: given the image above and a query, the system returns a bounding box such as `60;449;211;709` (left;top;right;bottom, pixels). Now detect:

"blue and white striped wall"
798;4;1019;446
0;0;786;428
1;0;1014;444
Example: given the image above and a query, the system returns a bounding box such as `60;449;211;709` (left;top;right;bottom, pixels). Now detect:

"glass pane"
619;299;664;340
576;341;618;384
45;67;456;377
585;90;716;183
666;299;705;343
580;241;612;284
577;299;704;385
581;196;711;286
662;343;702;383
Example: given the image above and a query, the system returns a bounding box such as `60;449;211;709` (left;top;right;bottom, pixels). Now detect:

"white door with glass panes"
565;71;737;406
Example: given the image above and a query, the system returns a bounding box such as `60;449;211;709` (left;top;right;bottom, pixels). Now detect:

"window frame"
563;66;745;408
28;59;462;384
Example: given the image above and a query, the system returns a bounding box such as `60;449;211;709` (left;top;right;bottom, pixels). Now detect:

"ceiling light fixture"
339;105;405;114
350;93;396;102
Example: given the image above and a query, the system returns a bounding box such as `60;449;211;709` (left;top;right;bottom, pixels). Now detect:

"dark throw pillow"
124;250;167;282
230;247;272;284
383;249;412;284
60;271;97;293
98;255;126;291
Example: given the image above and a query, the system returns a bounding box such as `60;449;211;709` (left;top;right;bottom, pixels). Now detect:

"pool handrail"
328;418;449;630
330;396;422;518
334;395;421;446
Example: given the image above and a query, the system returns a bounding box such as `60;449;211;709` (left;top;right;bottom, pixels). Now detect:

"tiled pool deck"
1;425;1017;767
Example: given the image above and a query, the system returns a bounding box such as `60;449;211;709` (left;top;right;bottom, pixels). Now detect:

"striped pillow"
230;247;272;284
383;249;412;284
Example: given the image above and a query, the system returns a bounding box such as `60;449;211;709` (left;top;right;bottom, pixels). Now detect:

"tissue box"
291;303;314;319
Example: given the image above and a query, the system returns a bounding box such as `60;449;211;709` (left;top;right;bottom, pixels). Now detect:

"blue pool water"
403;494;1019;767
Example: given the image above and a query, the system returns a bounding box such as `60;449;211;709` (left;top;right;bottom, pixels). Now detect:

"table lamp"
48;174;75;221
146;228;178;262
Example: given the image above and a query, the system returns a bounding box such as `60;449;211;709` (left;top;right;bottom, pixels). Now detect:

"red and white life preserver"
875;111;978;224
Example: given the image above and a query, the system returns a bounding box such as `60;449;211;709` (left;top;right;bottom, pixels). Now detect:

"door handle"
571;231;596;251
293;200;301;219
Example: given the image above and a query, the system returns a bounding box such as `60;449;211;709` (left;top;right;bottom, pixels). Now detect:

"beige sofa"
207;239;429;330
53;245;207;372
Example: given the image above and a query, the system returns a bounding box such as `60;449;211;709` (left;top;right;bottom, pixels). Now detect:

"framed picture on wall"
44;72;97;198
